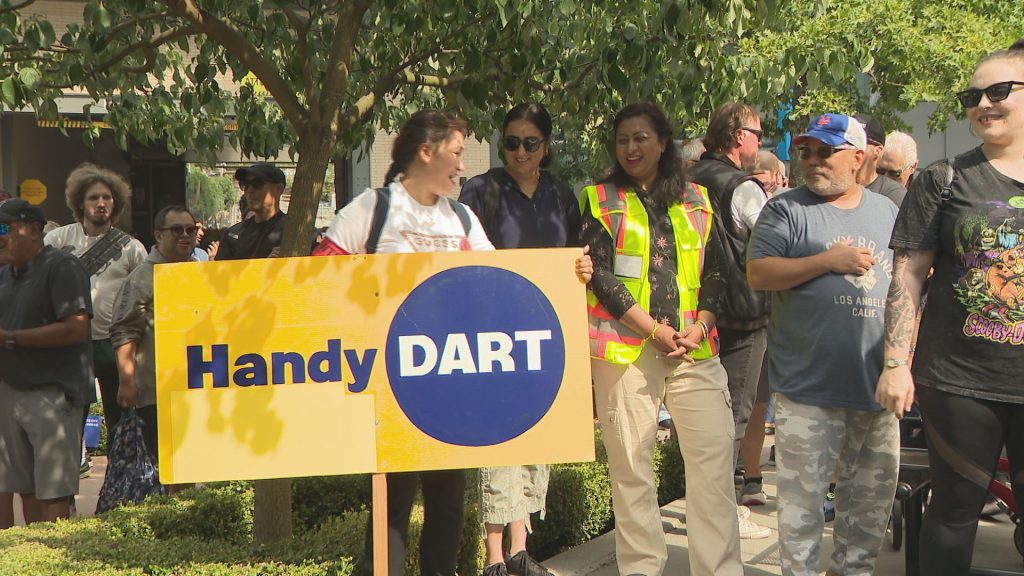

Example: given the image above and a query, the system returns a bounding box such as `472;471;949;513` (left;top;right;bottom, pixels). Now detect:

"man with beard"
45;164;147;455
747;114;900;576
109;206;198;479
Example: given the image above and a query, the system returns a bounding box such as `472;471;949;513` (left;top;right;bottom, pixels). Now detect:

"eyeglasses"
876;167;906;179
503;136;545;153
0;223;7;236
956;80;1024;108
239;179;265;191
796;145;856;160
740;127;763;142
157;225;199;237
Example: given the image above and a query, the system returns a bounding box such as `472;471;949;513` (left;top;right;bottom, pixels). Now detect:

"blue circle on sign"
385;266;565;447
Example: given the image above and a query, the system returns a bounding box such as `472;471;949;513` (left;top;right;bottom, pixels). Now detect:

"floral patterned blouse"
581;187;726;331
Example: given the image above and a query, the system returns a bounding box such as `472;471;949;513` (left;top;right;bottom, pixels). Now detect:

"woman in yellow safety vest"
581;101;743;576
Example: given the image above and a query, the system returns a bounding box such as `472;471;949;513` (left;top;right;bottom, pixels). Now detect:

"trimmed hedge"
0;485;356;575
1;431;685;574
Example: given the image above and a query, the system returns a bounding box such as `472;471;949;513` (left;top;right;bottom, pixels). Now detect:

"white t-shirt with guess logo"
319;181;494;255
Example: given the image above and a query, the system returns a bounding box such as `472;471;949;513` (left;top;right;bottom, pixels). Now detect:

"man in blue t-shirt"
747;114;899;576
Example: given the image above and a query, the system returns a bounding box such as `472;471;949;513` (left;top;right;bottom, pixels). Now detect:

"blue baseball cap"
794;114;867;150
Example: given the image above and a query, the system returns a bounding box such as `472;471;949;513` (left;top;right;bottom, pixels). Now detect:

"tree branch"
320;0;372;131
278;3;316;117
159;0;307;131
105;12;172;38
528;60;599;92
0;0;35;16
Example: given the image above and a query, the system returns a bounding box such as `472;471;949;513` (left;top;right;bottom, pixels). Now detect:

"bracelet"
646;323;660;341
696;320;709;342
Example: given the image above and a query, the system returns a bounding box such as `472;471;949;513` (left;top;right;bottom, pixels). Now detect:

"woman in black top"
879;41;1024;574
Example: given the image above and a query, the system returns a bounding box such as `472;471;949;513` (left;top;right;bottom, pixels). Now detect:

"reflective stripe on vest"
585;183;719;364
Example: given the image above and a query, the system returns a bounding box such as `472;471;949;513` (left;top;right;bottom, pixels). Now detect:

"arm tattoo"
884;249;918;350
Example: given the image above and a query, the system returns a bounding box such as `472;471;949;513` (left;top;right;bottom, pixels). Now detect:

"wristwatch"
3;331;16;350
884;357;908;369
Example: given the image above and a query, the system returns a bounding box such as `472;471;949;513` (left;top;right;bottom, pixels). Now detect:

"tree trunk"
253;478;293;543
281;124;337;257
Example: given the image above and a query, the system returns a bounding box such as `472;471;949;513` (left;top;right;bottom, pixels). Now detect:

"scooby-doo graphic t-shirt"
892;147;1024;403
749;186;898;410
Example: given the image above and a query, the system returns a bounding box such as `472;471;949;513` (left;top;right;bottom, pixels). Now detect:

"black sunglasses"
956;80;1024;108
740;127;763;142
503;136;545;153
876;167;905;179
796;145;856;160
158;225;199;237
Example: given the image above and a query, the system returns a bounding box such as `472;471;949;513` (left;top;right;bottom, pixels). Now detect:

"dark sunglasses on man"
741;127;763;142
157;225;199;237
956;80;1024;108
876;167;906;179
503;136;545;153
796;145;856;161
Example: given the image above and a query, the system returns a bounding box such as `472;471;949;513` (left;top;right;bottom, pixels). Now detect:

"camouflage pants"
774;393;899;576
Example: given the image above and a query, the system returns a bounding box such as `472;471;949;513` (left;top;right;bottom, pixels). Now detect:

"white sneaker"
737;505;751;521
737;512;771;539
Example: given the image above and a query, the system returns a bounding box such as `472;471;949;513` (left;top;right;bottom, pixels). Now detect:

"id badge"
614;254;643;279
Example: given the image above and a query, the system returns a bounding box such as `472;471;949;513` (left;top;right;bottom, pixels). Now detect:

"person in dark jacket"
689;103;773;537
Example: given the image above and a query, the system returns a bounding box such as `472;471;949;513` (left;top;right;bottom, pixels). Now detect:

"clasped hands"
650;323;703;362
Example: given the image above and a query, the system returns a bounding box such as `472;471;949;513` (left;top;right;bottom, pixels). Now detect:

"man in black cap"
215;162;287;260
0;198;93;527
855;115;907;207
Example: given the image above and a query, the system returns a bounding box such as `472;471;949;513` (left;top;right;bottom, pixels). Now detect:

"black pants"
93;339;123;436
361;469;466;576
918;385;1024;575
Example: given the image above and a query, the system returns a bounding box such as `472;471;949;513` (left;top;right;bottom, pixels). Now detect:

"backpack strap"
446;197;472;236
78;227;131;277
940;155;957;203
366;187;391;254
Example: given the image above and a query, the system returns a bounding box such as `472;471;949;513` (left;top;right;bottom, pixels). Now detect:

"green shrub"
528;460;612;560
145;485;254;543
292;475;371;530
656;436;686;505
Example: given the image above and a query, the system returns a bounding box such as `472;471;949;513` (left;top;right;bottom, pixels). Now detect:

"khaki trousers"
594;348;743;576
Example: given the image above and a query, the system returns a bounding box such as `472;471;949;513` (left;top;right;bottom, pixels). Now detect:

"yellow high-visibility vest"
583;182;718;364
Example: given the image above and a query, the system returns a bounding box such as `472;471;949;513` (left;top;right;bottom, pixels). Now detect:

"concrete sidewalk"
544;443;1023;576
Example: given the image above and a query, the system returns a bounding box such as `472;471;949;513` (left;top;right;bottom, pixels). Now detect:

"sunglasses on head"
158;225;199;237
796;145;856;160
956;80;1024;108
503;136;545;153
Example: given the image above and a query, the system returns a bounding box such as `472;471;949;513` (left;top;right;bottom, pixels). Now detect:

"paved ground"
546;439;1024;576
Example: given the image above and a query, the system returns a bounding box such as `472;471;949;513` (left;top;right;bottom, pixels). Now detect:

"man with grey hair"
877;131;919;189
748;113;899;576
680;137;706;167
855;115;907;206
